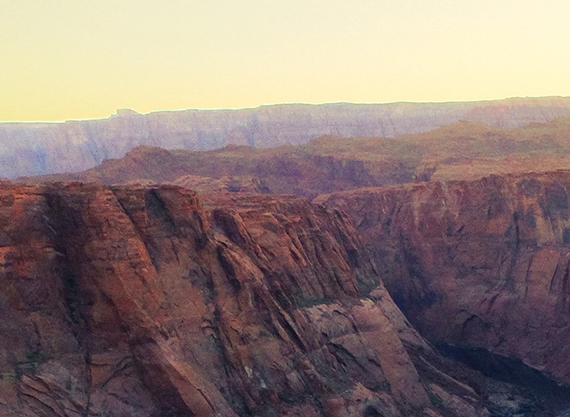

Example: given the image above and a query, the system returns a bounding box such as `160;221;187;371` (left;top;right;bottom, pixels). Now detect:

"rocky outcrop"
0;182;514;416
19;144;413;197
168;175;267;195
3;97;570;178
318;171;570;387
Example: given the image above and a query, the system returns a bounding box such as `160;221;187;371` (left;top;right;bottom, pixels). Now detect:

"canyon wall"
318;171;570;385
0;182;506;417
3;97;570;178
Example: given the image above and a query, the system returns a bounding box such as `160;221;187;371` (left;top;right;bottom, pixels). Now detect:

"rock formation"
18;144;412;197
0;181;520;417
318;171;570;389
21;117;570;202
3;96;570;178
167;175;266;195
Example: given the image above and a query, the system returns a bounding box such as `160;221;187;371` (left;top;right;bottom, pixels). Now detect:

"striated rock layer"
22;116;570;201
3;97;570;178
0;182;510;417
318;171;570;386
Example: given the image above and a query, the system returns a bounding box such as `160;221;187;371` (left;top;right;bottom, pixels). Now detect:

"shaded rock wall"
318;171;570;385
22;145;412;199
0;183;497;416
3;97;570;178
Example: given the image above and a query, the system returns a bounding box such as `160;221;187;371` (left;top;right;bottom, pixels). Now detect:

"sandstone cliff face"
3;97;570;178
318;171;570;386
0;182;503;417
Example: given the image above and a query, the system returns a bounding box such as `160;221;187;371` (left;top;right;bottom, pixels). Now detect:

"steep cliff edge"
3;97;570;178
318;171;570;387
0;182;512;417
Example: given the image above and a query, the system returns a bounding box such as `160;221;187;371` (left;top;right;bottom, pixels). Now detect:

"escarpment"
0;182;522;417
318;171;570;386
22;116;570;202
4;97;570;178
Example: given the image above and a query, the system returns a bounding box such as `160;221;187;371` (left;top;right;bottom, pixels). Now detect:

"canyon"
318;171;570;389
0;182;503;417
3;176;570;415
5;104;570;415
3;96;570;178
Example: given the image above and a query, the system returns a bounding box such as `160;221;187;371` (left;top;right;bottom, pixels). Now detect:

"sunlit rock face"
0;182;506;417
318;171;570;385
3;96;570;178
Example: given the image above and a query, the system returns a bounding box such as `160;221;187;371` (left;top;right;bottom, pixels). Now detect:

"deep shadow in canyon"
437;344;570;416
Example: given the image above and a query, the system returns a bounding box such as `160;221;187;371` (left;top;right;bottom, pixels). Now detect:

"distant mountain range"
3;96;570;178
23;116;570;199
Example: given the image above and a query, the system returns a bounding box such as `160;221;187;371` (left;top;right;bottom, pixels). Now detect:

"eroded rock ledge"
318;170;570;388
0;182;511;416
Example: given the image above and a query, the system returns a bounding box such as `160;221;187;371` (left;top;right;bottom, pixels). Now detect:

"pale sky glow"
1;0;570;121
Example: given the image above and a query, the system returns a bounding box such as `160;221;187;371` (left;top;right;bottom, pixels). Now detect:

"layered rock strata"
318;171;570;386
22;117;570;201
0;182;503;416
3;97;570;178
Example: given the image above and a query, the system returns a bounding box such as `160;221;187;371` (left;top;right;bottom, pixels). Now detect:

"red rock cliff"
318;171;570;385
0;182;501;416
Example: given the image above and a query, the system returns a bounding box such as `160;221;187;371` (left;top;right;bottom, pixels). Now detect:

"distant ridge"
2;96;570;178
22;116;570;199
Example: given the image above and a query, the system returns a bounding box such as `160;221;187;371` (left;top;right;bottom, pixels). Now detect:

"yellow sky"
1;0;570;122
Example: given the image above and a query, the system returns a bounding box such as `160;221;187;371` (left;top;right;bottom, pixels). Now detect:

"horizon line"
2;95;569;125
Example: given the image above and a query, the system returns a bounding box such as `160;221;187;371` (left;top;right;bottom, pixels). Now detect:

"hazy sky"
2;0;570;121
